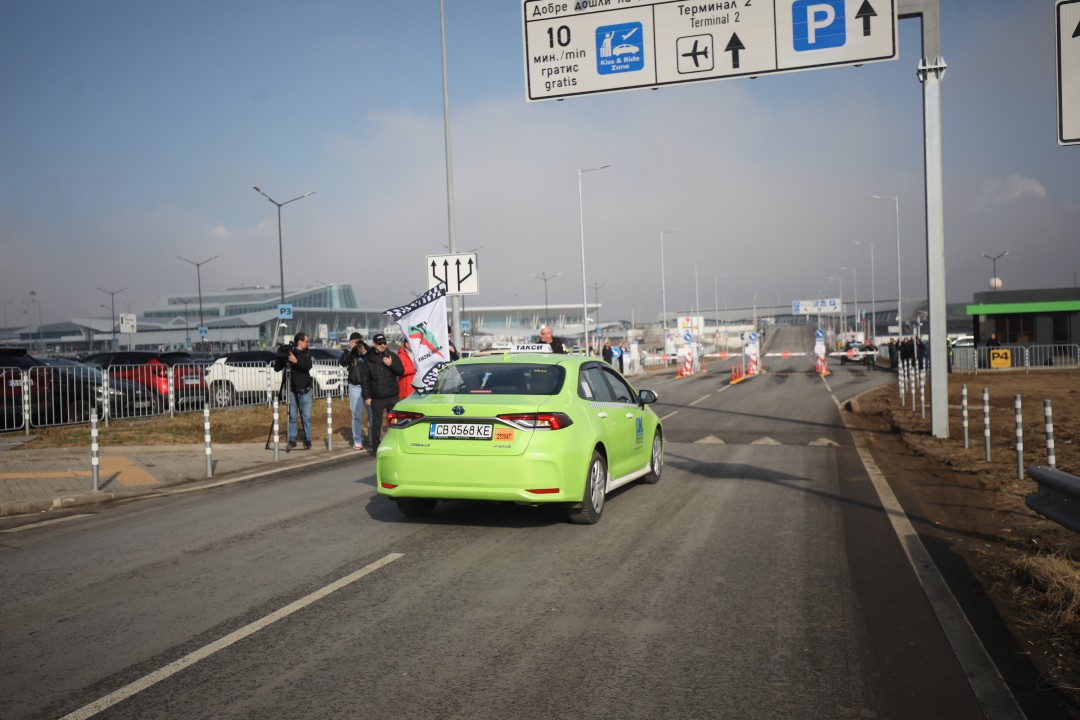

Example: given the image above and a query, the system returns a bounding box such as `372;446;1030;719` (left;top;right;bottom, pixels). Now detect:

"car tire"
395;498;436;518
640;432;663;484
568;450;606;525
210;381;235;408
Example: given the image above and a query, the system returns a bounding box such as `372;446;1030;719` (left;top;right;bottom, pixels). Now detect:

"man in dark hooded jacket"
360;333;404;452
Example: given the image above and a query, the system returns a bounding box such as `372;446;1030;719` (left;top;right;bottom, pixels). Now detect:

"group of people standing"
338;328;459;452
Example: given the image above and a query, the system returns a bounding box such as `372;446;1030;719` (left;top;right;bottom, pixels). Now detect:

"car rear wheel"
640;432;663;484
210;381;235;408
568;450;606;525
395;498;436;518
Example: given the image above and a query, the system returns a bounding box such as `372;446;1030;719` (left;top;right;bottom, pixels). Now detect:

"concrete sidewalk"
0;436;366;518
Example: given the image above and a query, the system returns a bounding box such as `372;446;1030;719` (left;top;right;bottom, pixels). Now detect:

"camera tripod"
264;362;307;452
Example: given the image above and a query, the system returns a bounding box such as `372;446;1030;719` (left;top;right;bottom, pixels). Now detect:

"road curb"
0;449;368;519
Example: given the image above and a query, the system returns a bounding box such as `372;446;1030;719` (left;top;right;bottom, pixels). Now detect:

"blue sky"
1;0;1077;331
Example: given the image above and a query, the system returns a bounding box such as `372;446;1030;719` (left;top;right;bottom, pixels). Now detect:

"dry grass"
27;398;353;448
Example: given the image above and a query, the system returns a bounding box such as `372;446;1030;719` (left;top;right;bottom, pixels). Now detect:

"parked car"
38;356;159;419
204;350;280;408
1;348;55;430
81;350;207;409
838;341;877;366
204;349;345;407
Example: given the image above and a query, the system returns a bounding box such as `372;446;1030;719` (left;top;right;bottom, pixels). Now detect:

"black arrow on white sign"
456;258;474;287
855;0;877;37
725;33;745;69
1074;17;1080;38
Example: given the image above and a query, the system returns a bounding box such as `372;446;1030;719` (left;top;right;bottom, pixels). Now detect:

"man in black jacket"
339;332;368;450
275;332;314;450
361;333;404;452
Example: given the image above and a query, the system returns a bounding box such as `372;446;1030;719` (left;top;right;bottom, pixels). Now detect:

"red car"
81;351;207;410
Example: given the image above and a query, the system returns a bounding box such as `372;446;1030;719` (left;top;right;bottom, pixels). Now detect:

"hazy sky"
2;0;1077;330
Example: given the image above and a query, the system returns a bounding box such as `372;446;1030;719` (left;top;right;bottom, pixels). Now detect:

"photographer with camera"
360;333;404;453
339;332;368;450
274;331;314;450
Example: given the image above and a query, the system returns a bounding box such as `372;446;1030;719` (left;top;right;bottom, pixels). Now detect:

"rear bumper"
376;438;586;503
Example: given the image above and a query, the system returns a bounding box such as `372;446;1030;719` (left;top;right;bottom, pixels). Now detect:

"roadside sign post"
1059;0;1080;145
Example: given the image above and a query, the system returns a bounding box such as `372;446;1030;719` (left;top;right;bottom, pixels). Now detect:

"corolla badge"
452;405;465;415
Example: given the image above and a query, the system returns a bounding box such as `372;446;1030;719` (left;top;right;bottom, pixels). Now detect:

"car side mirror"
638;388;658;407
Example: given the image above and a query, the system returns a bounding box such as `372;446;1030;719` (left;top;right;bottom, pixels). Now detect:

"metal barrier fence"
950;344;1080;374
0;361;348;433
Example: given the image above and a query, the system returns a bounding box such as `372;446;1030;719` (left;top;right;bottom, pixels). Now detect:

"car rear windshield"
434;363;564;395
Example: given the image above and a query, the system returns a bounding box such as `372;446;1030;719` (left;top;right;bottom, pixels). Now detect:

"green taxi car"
376;345;663;524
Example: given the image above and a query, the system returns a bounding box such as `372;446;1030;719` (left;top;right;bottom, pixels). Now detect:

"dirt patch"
848;369;1080;715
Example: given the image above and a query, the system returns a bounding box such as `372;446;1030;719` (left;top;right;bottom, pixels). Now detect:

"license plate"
134;401;152;409
183;378;200;386
429;422;493;440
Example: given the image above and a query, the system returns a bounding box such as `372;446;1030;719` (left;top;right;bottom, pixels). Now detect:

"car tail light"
496;412;573;430
380;483;398;489
387;410;424;429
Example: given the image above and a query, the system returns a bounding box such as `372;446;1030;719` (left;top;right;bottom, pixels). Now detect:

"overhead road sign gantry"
1059;0;1080;145
523;0;898;101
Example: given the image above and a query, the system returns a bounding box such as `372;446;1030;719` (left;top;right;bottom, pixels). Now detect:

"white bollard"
983;387;991;462
1014;394;1024;481
90;410;100;492
961;384;969;450
203;404;213;478
273;397;280;462
1044;399;1056;469
326;395;333;451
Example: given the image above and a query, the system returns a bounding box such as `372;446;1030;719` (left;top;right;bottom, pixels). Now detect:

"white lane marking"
60;553;405;720
1;514;93;533
660;410;679;421
688;394;710;406
829;390;1025;720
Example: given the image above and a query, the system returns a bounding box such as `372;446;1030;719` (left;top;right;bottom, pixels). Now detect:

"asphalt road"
0;326;1017;719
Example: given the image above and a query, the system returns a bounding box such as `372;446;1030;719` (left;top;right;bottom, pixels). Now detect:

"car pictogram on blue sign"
597;22;644;75
792;0;847;51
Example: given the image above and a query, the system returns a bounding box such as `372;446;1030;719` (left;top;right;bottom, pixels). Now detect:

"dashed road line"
59;553;405;720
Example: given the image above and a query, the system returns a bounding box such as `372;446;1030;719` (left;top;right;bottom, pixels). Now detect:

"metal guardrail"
0;361;348;433
951;344;1080;373
1026;465;1080;534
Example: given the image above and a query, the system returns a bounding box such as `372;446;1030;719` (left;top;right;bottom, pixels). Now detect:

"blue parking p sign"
793;0;847;51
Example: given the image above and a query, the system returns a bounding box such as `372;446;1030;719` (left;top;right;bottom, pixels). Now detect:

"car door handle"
597;412;608;419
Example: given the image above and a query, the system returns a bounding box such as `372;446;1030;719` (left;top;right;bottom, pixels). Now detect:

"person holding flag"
360;333;404;453
383;283;453;396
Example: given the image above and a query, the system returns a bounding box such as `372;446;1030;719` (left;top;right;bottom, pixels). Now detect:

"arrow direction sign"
855;0;877;37
1059;0;1080;145
427;253;479;295
523;0;897;101
725;33;746;69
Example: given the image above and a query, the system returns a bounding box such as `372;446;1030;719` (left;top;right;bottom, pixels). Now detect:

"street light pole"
870;194;901;332
660;228;680;336
578;164;609;354
178;298;193;345
532;272;560;327
590;282;605;338
980;250;1009;291
178;255;218;331
854;241;875;342
97;287;126;347
841;266;857;338
253;188;316;305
